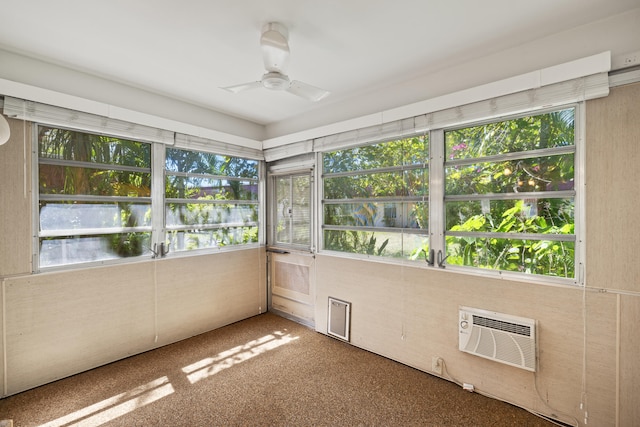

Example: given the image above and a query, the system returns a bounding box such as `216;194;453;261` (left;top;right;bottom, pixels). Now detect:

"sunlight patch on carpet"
38;377;174;427
182;330;299;384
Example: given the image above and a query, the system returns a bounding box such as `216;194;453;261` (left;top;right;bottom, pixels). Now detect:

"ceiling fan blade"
287;80;330;102
261;23;290;73
221;81;263;93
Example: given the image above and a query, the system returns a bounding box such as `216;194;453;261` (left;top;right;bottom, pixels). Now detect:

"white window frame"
267;153;316;253
32;123;264;272
433;105;583;286
319;134;430;262
318;103;585;286
163;146;261;255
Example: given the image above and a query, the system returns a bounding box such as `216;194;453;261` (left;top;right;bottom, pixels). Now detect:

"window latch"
150;242;170;259
437;250;449;268
423;249;435;267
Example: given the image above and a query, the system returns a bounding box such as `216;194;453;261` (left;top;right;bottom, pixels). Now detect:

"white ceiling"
0;0;638;140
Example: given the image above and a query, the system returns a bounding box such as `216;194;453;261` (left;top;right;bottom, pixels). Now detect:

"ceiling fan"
222;22;330;102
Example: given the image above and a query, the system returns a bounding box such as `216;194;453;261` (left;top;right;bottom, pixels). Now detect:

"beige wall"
1;82;638;424
0;116;266;395
313;83;640;427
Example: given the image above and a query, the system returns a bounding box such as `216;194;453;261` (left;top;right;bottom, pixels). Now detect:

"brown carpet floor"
0;312;553;426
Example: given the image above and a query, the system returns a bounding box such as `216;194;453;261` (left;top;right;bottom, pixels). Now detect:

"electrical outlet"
431;356;443;375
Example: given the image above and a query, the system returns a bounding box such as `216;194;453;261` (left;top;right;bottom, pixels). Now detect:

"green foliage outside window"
165;148;259;251
323;136;429;258
38;127;151;265
444;108;576;278
322;108;577;279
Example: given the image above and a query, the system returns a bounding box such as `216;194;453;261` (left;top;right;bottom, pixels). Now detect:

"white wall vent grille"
328;297;351;342
459;306;536;372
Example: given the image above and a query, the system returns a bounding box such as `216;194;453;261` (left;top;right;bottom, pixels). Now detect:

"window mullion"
429;129;445;262
151;143;166;255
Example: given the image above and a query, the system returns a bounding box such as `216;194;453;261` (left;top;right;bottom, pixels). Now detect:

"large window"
444;108;576;278
36;126;261;269
38;126;152;268
165;148;259;251
322;135;429;259
321;107;578;280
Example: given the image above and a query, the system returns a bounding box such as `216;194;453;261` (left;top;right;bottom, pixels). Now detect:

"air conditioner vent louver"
472;315;531;336
459;307;537;372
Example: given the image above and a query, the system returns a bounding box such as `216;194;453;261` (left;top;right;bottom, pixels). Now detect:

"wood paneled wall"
0;115;266;395
585;82;640;426
0;116;32;276
2;249;266;396
314;82;640;427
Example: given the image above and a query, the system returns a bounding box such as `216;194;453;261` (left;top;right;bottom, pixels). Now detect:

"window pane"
291;176;311;245
165;147;261;253
325;202;402;228
166;176;257;201
445;154;574;196
446;236;575;278
407;202;429;230
444;108;576;279
275;177;292;244
323;229;427;259
324;202;428;230
166;148;258;178
324;172;406;199
322;135;429;261
446;198;574;234
404;233;430;261
406;169;428;196
39;126;151;167
39;164;151;196
274;175;311;247
38;126;152;268
403;135;429;165
323;136;428;174
40;232;151;267
166;203;257;227
324;141;402;173
168;226;258;251
323;230;402;257
445;108;575;160
40;201;151;231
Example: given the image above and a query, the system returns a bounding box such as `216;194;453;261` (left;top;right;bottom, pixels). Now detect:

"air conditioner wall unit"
459;306;537;372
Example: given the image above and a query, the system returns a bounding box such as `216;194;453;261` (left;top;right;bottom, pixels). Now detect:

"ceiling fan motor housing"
262;72;291;90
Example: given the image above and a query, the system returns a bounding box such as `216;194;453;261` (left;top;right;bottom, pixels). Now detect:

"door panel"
270;252;315;326
269;172;315;326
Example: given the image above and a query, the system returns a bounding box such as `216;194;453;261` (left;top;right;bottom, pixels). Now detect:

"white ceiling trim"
262;51;611;150
0;77;262;151
0;51;612;155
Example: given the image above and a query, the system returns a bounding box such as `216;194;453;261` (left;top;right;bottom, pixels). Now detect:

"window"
273;174;312;248
37;126;152;268
444;108;576;278
322;136;429;259
165;147;259;252
320;107;578;280
36;126;261;269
